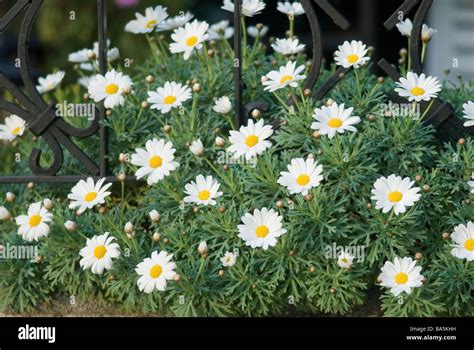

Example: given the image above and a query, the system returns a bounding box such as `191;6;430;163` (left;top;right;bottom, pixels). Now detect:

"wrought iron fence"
0;0;472;184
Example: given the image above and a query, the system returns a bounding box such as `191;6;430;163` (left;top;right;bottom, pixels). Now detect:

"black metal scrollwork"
378;0;474;142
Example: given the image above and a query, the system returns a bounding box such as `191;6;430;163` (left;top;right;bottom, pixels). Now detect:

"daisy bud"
215;136;225;147
0;206;11;221
0;244;4;253
271;59;278;66
309;266;316;273
193;207;200;214
415;175;423;182
458;138;466;145
306;61;312;69
124;222;134;234
192;83;201;93
422;184;430;192
163;238;169;244
326;99;334;106
126;232;135;240
399;48;408;58
191;78;199;85
253;60;261;67
149;210;160;223
256;23;264;31
35;255;44;264
141;101;149;109
252;284;257;289
214;128;221;134
27;182;34;189
207;49;215;58
415;252;423;260
275;200;284;209
223;165;230;171
303;89;312;97
189;139;205;156
198;241;208;256
398;58;405;65
152;232;161;242
368;115;376;122
442;232;450;240
163;124;172;133
304;193;314;202
118;173;126;182
119;153;127;163
218;206;226;214
330;287;336;294
5;192;16;203
64;220;77;232
173;274;181;282
108;275;115;281
289;250;295;256
465;199;472;205
43;198;54;211
76;210;83;217
312;131;321;139
87;50;96;60
287;200;294;206
106;109;113;117
83;93;90;101
251;109;261;119
145;75;154;84
421;24;437;44
367;203;372;209
339;72;345;79
377;77;385;84
218;269;225;277
122;86;132;95
98;206;107;214
376;275;382;283
280;120;288;127
307;153;315;159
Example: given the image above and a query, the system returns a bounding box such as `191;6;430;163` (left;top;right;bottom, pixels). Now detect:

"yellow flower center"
342;258;349;264
347;54;359;64
411;87;425;96
29;214;42;227
245;135;259;148
164;95;177;105
149;156;163;169
464;239;474;251
280;75;293;84
93;245;107;259
150;264;163;278
395;272;408;284
327;118;343;128
11;127;21;135
388;191;403;203
198;190;211;201
146;20;158;29
186;36;198;47
105;84;119;95
256;225;269;238
84;192;97;203
296;174;310;186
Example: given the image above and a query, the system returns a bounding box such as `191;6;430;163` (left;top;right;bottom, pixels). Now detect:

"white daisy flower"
277;158;324;196
371;174;421;216
395;72;441;102
0;115;26;142
396;18;413;37
15;202;53;242
68;177;113;214
337;251;354;269
125;6;169;34
271;38;305;55
189;139;204;156
450;222;474;261
0;206;11;221
277;1;305;16
380;257;424;296
79;232;120;275
462;101;474;127
227;119;273;160
169;20;209;60
184;175;223;206
311;102;361;139
238;207;287;250
247;25;269;38
222;0;266;17
36;71;65;94
131;138;179;185
88;69;133;109
262;60;306;92
221;251;237;267
208;20;234;40
158;12;194;31
147;81;192;114
213;96;232;114
334;40;370;69
107;47;120;62
68;48;90;63
469;172;474;194
421;24;437;43
135;251;176;293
